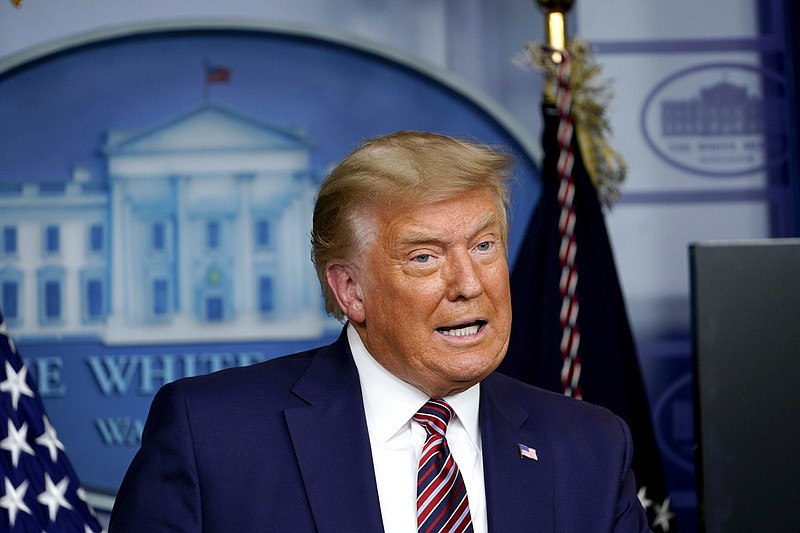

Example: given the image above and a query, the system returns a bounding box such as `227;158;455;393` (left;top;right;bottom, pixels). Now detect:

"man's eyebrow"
398;233;451;247
397;212;500;247
473;212;501;235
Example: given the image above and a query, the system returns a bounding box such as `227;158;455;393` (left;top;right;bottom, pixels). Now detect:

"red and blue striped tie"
413;399;474;533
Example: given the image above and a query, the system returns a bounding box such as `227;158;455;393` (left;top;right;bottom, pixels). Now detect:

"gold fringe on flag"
515;38;628;208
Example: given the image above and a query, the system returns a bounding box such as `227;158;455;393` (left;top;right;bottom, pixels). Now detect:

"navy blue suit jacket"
110;329;650;532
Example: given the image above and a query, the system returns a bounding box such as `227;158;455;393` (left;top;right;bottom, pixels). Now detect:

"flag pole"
536;0;574;64
202;58;210;102
535;0;582;399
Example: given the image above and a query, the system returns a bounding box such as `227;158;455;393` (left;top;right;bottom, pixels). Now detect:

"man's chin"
443;356;503;386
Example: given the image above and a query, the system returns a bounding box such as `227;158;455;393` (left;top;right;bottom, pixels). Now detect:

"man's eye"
476;241;493;252
412;254;431;263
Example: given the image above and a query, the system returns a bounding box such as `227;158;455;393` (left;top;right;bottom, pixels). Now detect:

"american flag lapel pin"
518;443;538;461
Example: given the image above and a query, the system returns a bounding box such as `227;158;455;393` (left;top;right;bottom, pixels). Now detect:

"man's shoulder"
483;371;633;465
184;345;318;384
159;340;342;405
484;371;624;430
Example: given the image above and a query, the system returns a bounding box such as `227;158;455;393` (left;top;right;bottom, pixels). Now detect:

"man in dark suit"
110;131;650;532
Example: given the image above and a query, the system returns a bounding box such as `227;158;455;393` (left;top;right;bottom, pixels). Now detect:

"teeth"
440;324;480;337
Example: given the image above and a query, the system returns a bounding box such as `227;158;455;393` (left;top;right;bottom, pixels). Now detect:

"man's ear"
325;262;366;323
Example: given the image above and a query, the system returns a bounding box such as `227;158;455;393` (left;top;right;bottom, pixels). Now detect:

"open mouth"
436;320;486;337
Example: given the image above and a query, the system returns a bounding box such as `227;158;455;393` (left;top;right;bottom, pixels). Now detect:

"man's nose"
444;250;484;301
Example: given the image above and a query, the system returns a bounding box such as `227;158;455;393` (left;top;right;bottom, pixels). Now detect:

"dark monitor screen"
690;239;800;533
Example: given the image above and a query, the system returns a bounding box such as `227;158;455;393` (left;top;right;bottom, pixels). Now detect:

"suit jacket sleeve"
613;416;653;532
109;380;202;532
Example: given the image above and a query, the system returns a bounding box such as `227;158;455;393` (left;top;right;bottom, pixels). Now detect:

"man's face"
352;188;512;398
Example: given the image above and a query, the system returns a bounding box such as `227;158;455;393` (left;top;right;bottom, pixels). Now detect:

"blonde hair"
311;130;513;320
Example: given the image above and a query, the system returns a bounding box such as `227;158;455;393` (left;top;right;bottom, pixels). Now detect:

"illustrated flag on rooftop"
205;62;231;84
500;42;679;532
0;310;102;532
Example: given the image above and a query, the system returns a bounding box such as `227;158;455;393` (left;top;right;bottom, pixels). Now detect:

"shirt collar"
347;323;481;447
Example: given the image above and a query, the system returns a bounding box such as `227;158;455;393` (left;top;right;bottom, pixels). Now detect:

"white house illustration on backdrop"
0;103;334;344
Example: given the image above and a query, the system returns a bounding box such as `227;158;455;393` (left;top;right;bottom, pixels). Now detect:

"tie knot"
413;399;453;437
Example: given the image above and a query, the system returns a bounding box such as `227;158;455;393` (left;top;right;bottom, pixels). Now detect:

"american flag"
0;310;101;532
205;63;231;84
518;443;538;462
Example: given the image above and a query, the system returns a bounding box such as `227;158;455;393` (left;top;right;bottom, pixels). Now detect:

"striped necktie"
413;399;474;533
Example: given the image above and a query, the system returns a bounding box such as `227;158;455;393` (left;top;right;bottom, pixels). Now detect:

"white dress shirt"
348;324;488;533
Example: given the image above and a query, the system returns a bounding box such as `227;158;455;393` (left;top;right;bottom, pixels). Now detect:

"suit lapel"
284;332;384;531
480;375;555;531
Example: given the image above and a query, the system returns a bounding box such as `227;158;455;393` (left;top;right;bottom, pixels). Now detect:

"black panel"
691;239;800;532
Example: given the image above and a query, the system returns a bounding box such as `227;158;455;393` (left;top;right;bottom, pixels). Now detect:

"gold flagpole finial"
10;0;23;7
535;0;574;63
